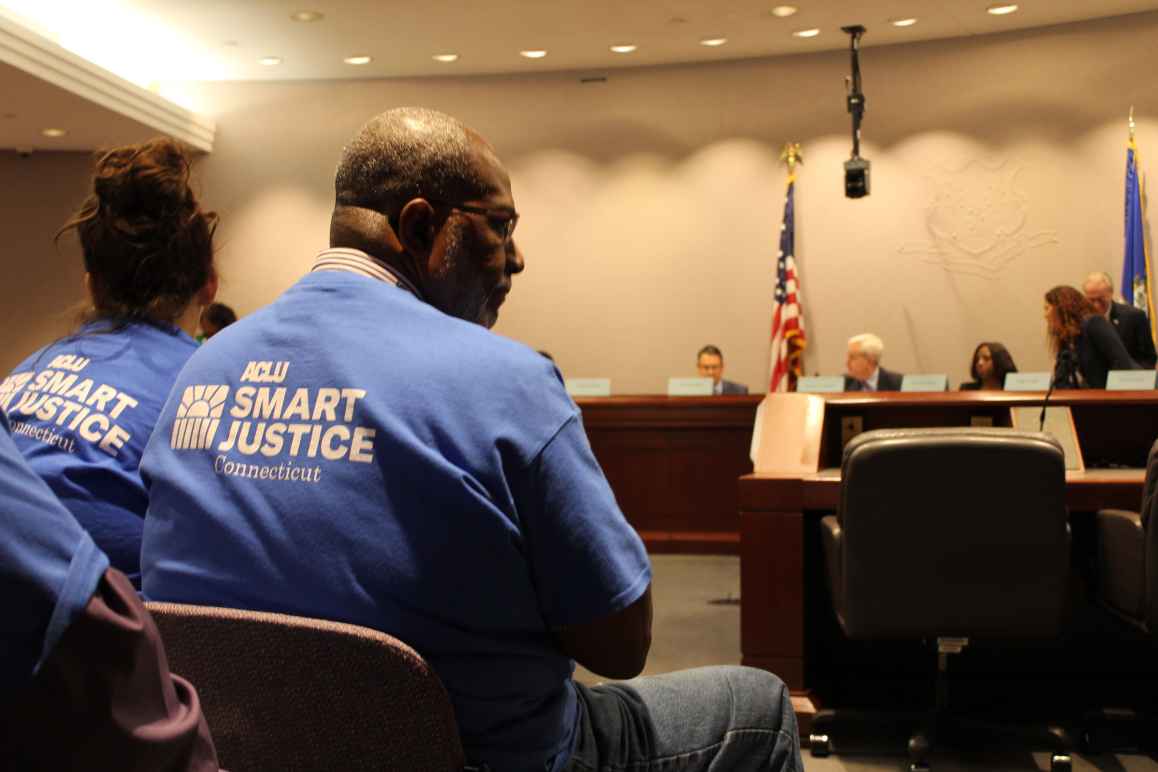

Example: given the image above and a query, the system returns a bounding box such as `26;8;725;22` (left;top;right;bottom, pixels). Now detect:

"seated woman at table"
1044;285;1140;389
959;342;1018;390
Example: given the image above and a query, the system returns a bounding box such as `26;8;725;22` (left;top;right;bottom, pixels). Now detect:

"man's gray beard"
441;223;494;327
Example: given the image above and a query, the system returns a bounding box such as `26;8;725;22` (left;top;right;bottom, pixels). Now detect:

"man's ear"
397;199;438;260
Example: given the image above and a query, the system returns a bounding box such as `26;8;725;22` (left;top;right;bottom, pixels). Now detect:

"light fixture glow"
290;10;323;22
610;44;638;53
343;55;372;65
987;3;1019;14
520;49;548;58
258;56;282;66
432;53;460;62
41;128;67;137
792;28;820;38
771;5;798;17
699;37;728;47
891;17;918;27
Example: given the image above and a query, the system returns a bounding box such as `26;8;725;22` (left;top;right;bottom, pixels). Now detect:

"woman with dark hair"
0;138;218;586
1044;285;1139;389
959;342;1018;390
197;302;237;341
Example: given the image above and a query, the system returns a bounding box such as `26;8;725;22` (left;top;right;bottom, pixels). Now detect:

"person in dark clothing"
1045;285;1140;389
1082;272;1157;369
959;342;1018;390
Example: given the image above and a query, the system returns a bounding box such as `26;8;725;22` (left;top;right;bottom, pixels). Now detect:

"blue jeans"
563;666;802;772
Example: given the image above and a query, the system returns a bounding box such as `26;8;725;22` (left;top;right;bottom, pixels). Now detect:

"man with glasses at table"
140;107;800;772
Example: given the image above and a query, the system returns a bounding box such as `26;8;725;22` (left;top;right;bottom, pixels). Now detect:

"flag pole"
780;142;802;180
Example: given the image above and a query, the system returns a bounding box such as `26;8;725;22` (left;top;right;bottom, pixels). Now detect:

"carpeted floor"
575;555;1158;771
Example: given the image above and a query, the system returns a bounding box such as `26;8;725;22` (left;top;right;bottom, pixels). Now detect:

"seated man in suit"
1083;271;1157;368
843;333;903;391
697;345;749;394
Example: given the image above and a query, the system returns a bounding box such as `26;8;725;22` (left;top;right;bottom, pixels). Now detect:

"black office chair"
810;427;1073;772
1088;438;1158;749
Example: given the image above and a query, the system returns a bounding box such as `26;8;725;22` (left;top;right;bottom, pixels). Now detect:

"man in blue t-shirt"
0;411;216;770
141;107;800;772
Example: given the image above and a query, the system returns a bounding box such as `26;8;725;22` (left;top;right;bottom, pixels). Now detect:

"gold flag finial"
1129;106;1136;141
780;142;803;172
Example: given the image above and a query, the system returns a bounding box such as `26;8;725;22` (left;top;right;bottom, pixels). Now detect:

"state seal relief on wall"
899;159;1057;278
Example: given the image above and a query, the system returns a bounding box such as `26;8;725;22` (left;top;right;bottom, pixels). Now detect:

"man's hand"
554;585;652;680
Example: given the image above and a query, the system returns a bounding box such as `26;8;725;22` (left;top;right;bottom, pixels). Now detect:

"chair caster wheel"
1050;753;1072;772
808;733;830;757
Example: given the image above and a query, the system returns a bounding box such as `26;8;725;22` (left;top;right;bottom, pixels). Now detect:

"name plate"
565;378;612;397
901;374;948;392
796;375;845;394
667;377;714;396
1004;372;1051;391
1106;370;1158;390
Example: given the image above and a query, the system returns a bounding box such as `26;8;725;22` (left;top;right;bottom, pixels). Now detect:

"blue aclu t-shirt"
1;321;198;585
0;410;109;693
141;255;651;772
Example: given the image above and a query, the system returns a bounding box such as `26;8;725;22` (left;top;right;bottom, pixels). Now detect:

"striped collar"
310;248;423;297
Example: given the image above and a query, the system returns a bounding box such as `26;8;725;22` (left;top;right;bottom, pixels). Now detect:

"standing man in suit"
843;333;904;391
697;345;749;394
1083;271;1157;368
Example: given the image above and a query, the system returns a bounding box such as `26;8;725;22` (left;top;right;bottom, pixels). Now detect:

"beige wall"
3;12;1157;390
0;152;90;368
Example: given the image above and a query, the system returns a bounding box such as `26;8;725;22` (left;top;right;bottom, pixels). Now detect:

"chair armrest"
820;515;842;614
1095;509;1146;622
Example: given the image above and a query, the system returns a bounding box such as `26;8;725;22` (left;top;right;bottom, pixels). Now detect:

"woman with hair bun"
0;138;218;586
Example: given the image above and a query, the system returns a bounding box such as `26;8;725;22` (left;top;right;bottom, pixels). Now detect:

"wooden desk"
737;391;1158;723
577;395;762;553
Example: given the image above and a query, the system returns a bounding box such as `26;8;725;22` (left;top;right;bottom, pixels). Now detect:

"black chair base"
1081;707;1158;754
809;708;1075;771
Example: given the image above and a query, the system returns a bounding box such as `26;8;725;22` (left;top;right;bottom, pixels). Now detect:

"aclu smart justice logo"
171;384;230;450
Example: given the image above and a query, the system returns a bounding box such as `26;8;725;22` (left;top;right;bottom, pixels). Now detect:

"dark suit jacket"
1065;315;1141;389
719;380;748;395
1109;301;1158;368
843;367;904;392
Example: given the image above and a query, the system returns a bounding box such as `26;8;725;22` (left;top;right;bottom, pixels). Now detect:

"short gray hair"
848;333;884;362
1082;271;1114;293
334;107;490;213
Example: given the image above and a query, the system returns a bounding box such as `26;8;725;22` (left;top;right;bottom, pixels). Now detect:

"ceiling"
0;61;162;151
3;0;1158;152
5;0;1158;83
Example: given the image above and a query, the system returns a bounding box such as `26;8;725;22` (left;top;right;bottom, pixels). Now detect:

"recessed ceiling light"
432;53;459;62
290;10;323;22
610;44;638;54
792;28;821;38
987;3;1019;14
699;37;728;47
771;5;798;17
891;17;918;27
258;56;282;66
41;128;67;137
343;55;372;65
520;50;548;59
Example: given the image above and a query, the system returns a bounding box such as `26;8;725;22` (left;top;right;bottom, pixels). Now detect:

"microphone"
1041;349;1075;431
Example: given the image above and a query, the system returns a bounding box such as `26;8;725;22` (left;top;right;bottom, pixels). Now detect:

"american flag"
769;170;806;392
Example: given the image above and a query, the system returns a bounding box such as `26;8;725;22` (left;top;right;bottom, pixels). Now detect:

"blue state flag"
1123;139;1154;327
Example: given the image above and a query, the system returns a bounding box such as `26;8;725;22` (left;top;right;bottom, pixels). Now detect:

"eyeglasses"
430;200;519;243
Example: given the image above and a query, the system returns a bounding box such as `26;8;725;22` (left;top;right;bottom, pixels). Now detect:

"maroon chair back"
146;602;465;772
